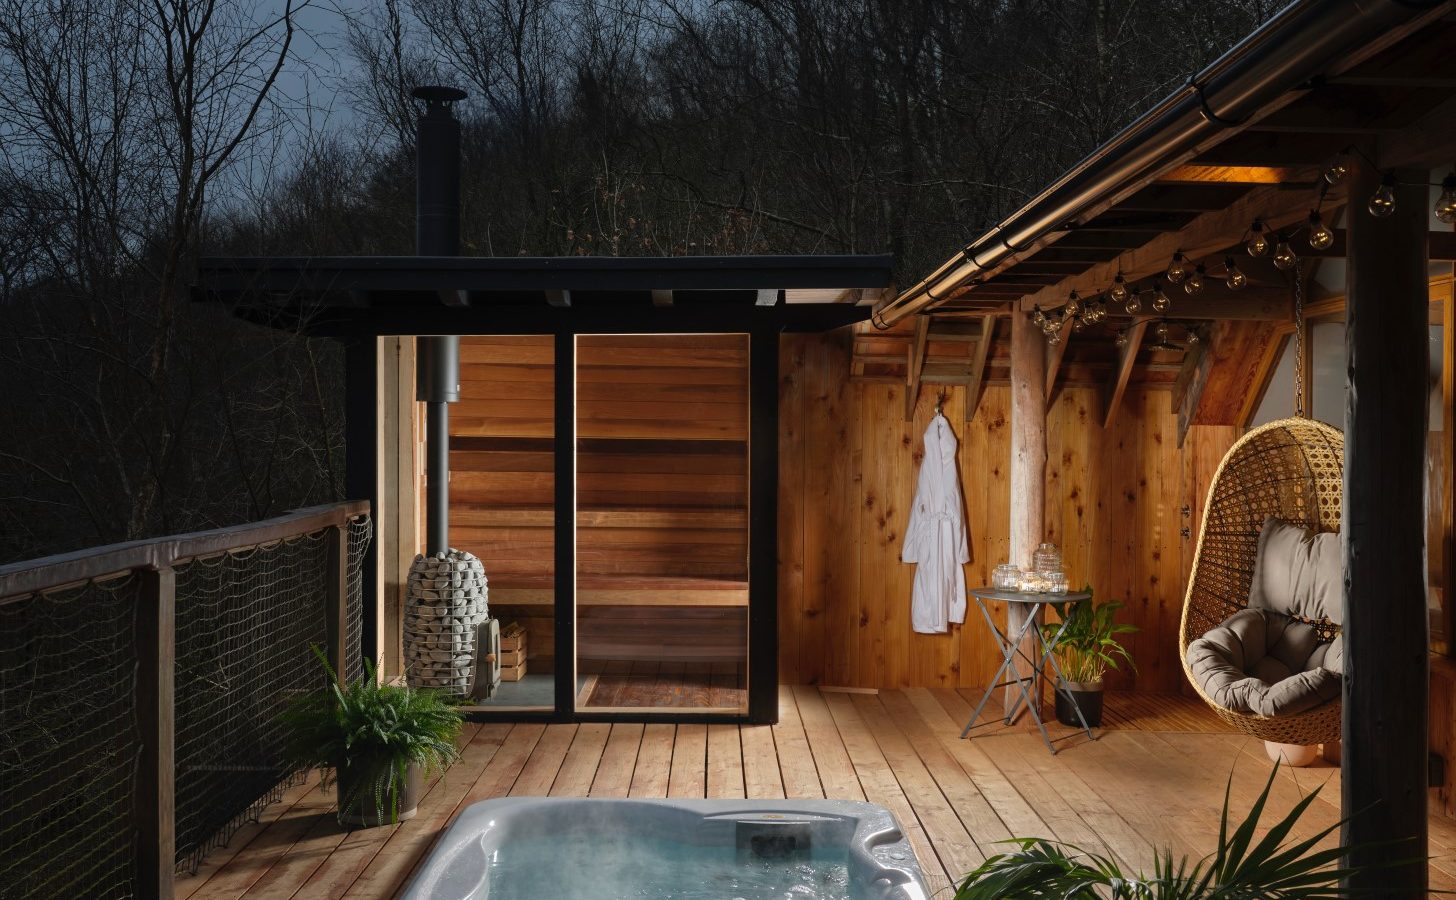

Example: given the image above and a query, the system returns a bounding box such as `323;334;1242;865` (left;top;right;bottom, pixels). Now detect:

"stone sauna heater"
404;549;498;698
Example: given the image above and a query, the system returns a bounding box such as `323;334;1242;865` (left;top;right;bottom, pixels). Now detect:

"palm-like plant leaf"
955;763;1422;899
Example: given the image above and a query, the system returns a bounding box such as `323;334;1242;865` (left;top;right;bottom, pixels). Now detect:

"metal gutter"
875;0;1448;329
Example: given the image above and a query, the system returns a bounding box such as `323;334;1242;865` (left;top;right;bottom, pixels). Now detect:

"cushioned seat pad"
1187;609;1341;717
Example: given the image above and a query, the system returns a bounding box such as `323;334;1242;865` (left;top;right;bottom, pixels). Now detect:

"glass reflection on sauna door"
444;336;556;712
575;334;750;712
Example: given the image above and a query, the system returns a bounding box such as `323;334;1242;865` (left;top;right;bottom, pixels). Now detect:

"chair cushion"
1187;608;1341;717
1248;517;1342;625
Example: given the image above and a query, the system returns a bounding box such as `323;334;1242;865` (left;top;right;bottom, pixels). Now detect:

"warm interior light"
1183;264;1205;295
1272;238;1297;271
1246;220;1269;257
1368;174;1397;219
1307;212;1334;251
1151;281;1171;313
1166;252;1188;284
1224;256;1247;290
1110;274;1129;304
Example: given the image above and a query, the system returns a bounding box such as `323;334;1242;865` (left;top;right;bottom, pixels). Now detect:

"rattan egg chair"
1179;416;1344;745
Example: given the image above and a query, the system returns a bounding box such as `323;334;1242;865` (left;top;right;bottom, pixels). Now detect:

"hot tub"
400;797;931;900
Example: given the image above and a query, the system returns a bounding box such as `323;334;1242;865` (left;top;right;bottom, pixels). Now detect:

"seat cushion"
1187;608;1340;717
1248;517;1342;625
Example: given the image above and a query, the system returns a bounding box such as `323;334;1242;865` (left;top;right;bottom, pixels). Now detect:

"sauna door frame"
469;327;779;725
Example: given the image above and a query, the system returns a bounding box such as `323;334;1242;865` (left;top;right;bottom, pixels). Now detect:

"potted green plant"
281;647;463;826
1044;591;1136;727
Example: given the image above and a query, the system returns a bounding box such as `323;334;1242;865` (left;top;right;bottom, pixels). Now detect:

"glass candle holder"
993;564;1022;592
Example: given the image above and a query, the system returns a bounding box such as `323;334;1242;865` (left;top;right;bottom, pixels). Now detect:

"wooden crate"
501;662;527;682
500;621;527;653
498;647;526;668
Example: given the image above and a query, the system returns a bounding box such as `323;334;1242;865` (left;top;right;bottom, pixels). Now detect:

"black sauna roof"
193;254;894;335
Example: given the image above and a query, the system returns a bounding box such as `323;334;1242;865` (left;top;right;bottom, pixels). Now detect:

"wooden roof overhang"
878;0;1456;327
193;254;894;336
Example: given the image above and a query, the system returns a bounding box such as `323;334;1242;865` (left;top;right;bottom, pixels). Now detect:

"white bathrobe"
901;413;969;634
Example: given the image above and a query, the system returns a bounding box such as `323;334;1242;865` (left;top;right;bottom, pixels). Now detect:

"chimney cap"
412;85;468;106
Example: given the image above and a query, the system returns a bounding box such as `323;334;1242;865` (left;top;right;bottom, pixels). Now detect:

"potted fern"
281;647;463;826
1044;591;1136;727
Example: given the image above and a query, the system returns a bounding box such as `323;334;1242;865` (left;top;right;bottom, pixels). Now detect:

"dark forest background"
0;0;1279;562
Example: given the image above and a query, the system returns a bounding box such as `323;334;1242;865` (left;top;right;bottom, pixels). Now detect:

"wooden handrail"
0;500;370;601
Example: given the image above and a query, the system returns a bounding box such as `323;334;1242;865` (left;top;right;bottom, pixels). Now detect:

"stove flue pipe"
413;86;466;556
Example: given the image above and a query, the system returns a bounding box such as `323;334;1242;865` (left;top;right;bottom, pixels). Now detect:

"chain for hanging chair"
1292;260;1307;418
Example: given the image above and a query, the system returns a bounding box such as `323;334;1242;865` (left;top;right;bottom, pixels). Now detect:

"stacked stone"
403;549;488;697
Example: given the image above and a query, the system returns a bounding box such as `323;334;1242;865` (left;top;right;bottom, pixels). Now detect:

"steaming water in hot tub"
401;798;930;900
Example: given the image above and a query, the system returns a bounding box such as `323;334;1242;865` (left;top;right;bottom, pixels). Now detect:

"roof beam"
1374;92;1456;170
965;315;995;425
1110;184;1251;213
1189;131;1372;167
1104;320;1147;429
1019;182;1321;311
905;315;930;421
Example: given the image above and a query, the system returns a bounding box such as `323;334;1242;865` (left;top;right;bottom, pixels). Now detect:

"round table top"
967;587;1092;604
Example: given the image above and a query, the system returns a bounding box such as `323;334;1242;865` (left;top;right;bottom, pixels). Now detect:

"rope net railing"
0;575;142;900
173;513;372;874
0;502;372;895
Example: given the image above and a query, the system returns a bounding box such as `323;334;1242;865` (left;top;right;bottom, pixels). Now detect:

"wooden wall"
777;329;1238;693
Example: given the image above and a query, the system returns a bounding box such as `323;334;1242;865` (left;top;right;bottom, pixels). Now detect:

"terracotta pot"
1055;679;1104;728
335;761;423;827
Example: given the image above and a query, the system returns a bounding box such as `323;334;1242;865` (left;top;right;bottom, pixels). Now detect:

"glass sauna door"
574;334;750;713
446;336;556;711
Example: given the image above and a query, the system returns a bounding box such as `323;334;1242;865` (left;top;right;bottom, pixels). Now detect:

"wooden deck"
178;687;1456;898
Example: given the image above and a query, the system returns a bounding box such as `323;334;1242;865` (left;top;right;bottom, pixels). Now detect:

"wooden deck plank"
772;685;824;799
667;723;708;797
629;724;674;797
549;723;611;796
739;725;785;799
175;772;322;900
820;691;952;894
706;724;745;799
179;688;1456;898
589;724;644;797
791;685;866;801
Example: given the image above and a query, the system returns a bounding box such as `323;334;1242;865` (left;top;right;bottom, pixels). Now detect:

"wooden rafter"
1104;320;1147;429
1174;326;1212;448
964;314;995;426
1018;183;1328;312
1236;330;1292;429
905;315;930;421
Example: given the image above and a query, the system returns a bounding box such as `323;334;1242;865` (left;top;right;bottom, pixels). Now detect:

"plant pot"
1054;679;1104;728
335;761;423;827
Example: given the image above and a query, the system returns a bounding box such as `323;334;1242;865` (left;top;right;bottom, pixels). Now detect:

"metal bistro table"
961;587;1096;754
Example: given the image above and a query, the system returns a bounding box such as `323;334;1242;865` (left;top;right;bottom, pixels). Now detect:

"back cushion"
1248;517;1342;625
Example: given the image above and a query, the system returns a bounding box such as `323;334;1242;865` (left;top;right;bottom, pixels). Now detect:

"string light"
1246;220;1269;257
1272;235;1297;271
1187;328;1200;345
1065;290;1082;317
1151;280;1171;313
1323;161;1348;185
1109;273;1129;304
1224;256;1247;290
1114;329;1128;349
1367;174;1397;219
1307;211;1334;250
1166;251;1188;284
1032;306;1047;327
1124;288;1142;315
1436;174;1456;225
1183;264;1205;295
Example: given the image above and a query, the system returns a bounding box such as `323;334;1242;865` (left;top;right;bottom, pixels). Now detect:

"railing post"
325;525;349;681
136;565;175;899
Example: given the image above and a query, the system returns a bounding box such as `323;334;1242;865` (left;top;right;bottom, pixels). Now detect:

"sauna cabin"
450;334;752;712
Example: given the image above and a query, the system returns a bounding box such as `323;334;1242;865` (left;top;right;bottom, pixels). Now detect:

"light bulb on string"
1166;252;1188;284
1110;274;1129;304
1032;305;1047;327
1064;290;1082;317
1246;220;1269;257
1224;256;1247;291
1435;174;1456;225
1183;264;1205;295
1272;236;1297;271
1114;329;1128;349
1155;320;1170;343
1186;327;1200;345
1307;211;1334;250
1151;280;1171;313
1323;161;1348;185
1368;174;1397;219
1124;289;1142;315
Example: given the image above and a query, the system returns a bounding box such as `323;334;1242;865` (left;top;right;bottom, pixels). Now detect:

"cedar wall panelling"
778;330;1237;692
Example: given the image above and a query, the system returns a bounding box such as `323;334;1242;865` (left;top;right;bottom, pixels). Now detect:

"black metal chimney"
414;85;466;556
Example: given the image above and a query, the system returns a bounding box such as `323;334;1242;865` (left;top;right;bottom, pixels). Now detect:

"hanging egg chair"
1178;416;1344;745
